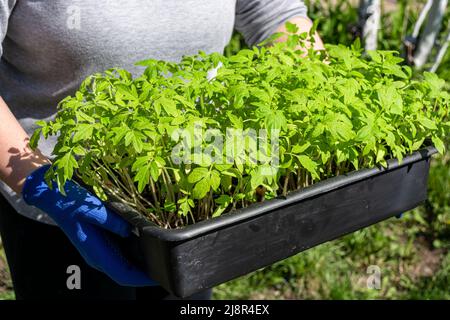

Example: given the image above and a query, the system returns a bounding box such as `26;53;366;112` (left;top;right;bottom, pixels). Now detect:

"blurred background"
1;0;449;300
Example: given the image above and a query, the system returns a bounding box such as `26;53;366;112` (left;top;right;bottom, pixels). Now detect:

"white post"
414;0;448;68
430;26;450;72
412;0;433;39
359;0;381;51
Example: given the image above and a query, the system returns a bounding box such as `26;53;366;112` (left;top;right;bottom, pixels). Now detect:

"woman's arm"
0;96;50;193
0;95;153;286
274;16;325;52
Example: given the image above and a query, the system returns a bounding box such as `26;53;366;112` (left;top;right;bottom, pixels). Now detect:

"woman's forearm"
0;96;50;193
275;16;325;52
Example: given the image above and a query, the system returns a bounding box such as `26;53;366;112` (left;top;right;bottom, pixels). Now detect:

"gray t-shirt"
0;0;307;224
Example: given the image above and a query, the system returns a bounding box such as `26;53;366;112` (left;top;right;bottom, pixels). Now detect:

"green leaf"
116;84;138;101
72;123;94;142
423;71;445;94
56;152;78;181
227;112;243;128
73;146;86;156
250;171;264;189
215;195;232;205
298;155;319;178
376;148;386;163
135;165;151;193
124;131;143;153
367;50;382;63
155;97;178;117
377;86;403;115
418;116;437;130
383;64;408;79
150;161;160;181
285;21;299;34
210;170;221;191
265;111;286;131
431;136;445;154
229;55;249;64
178;197;193;216
291;142;311;154
29;128;42;150
212;206;228;218
188;167;209;184
93;184;108;201
192;178;210;199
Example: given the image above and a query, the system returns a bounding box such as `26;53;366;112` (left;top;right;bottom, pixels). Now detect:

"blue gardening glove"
21;164;156;287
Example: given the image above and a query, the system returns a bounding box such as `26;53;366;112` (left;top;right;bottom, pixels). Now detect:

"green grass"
0;242;13;300
403;252;450;299
0;291;15;301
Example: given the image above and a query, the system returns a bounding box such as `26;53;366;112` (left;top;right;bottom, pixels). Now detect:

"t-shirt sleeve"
235;0;308;47
0;0;16;57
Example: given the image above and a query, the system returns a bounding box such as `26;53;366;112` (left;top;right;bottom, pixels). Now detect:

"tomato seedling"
31;27;449;228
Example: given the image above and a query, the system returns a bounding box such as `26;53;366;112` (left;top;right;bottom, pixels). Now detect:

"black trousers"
0;194;211;300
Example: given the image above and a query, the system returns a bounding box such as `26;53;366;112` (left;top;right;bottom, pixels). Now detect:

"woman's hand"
0;96;50;193
274;16;325;53
21;164;156;287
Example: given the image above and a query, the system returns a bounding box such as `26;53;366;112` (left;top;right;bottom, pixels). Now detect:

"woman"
0;0;324;300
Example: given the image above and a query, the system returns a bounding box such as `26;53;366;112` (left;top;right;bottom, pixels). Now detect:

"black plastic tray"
108;147;437;297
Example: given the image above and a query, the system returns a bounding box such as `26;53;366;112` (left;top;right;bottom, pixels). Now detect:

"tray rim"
107;146;437;242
